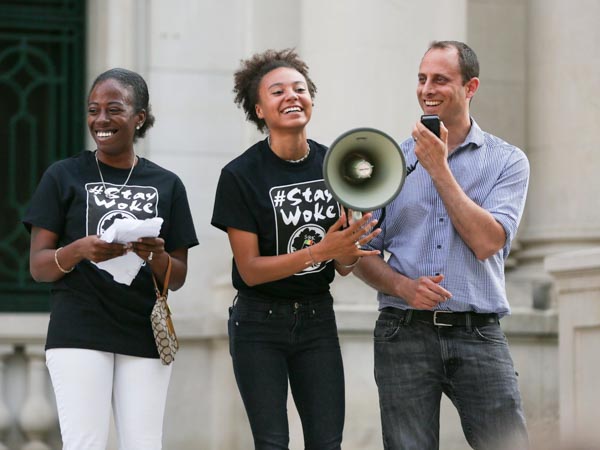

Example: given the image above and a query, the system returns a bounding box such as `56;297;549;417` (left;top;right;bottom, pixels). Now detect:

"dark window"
0;0;85;311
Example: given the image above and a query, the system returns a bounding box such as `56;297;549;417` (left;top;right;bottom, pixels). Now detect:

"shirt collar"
455;117;484;152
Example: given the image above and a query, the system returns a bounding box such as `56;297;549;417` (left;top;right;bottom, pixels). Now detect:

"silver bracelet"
54;247;74;274
336;257;361;269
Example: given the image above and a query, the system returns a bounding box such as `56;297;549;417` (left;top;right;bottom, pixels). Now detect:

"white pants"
46;348;173;450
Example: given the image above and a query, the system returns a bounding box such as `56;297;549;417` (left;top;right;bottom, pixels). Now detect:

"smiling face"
254;66;313;134
87;78;145;156
417;47;478;127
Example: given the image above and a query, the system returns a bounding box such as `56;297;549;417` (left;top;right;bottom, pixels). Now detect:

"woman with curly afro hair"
212;49;381;449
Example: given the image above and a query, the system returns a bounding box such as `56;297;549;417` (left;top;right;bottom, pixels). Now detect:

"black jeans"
228;293;344;450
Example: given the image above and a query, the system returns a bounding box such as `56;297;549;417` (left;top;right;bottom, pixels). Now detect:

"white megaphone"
323;128;406;219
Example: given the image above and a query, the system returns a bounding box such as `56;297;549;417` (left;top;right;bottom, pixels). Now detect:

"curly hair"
233;48;317;133
89;68;156;142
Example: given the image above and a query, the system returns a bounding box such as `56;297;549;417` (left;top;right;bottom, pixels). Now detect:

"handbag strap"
152;254;172;297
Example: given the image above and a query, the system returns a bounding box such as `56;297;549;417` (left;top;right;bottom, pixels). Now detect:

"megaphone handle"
352;210;363;221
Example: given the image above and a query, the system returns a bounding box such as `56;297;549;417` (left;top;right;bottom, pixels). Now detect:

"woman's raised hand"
313;209;381;262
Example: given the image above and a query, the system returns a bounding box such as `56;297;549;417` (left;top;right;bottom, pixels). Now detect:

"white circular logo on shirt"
97;210;138;236
288;224;326;274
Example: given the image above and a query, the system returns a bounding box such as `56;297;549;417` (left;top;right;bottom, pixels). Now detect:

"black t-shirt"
211;138;341;299
23;151;198;357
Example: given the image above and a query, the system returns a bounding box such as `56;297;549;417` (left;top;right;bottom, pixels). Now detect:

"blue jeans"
374;309;529;450
228;293;345;450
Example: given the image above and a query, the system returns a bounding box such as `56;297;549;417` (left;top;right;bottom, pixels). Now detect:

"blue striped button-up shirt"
366;119;529;316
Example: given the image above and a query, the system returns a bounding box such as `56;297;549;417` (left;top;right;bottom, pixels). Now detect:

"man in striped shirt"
355;40;530;450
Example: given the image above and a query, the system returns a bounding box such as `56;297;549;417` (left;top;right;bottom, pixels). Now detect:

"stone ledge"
176;314;228;339
545;246;600;274
0;306;558;345
0;312;230;345
501;307;558;336
0;313;49;345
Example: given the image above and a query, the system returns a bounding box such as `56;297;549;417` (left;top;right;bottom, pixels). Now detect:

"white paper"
94;217;163;285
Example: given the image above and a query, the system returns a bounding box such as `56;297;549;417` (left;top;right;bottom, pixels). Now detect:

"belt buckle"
433;310;453;327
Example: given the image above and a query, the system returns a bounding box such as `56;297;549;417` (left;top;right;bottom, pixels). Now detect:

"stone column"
86;0;149;154
519;0;600;283
18;346;56;450
546;248;600;448
301;0;467;143
0;345;13;450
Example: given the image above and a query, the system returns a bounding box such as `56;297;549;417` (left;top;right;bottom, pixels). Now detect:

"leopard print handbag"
151;255;179;365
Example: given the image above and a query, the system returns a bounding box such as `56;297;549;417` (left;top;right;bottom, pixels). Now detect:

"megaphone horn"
323;128;406;218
